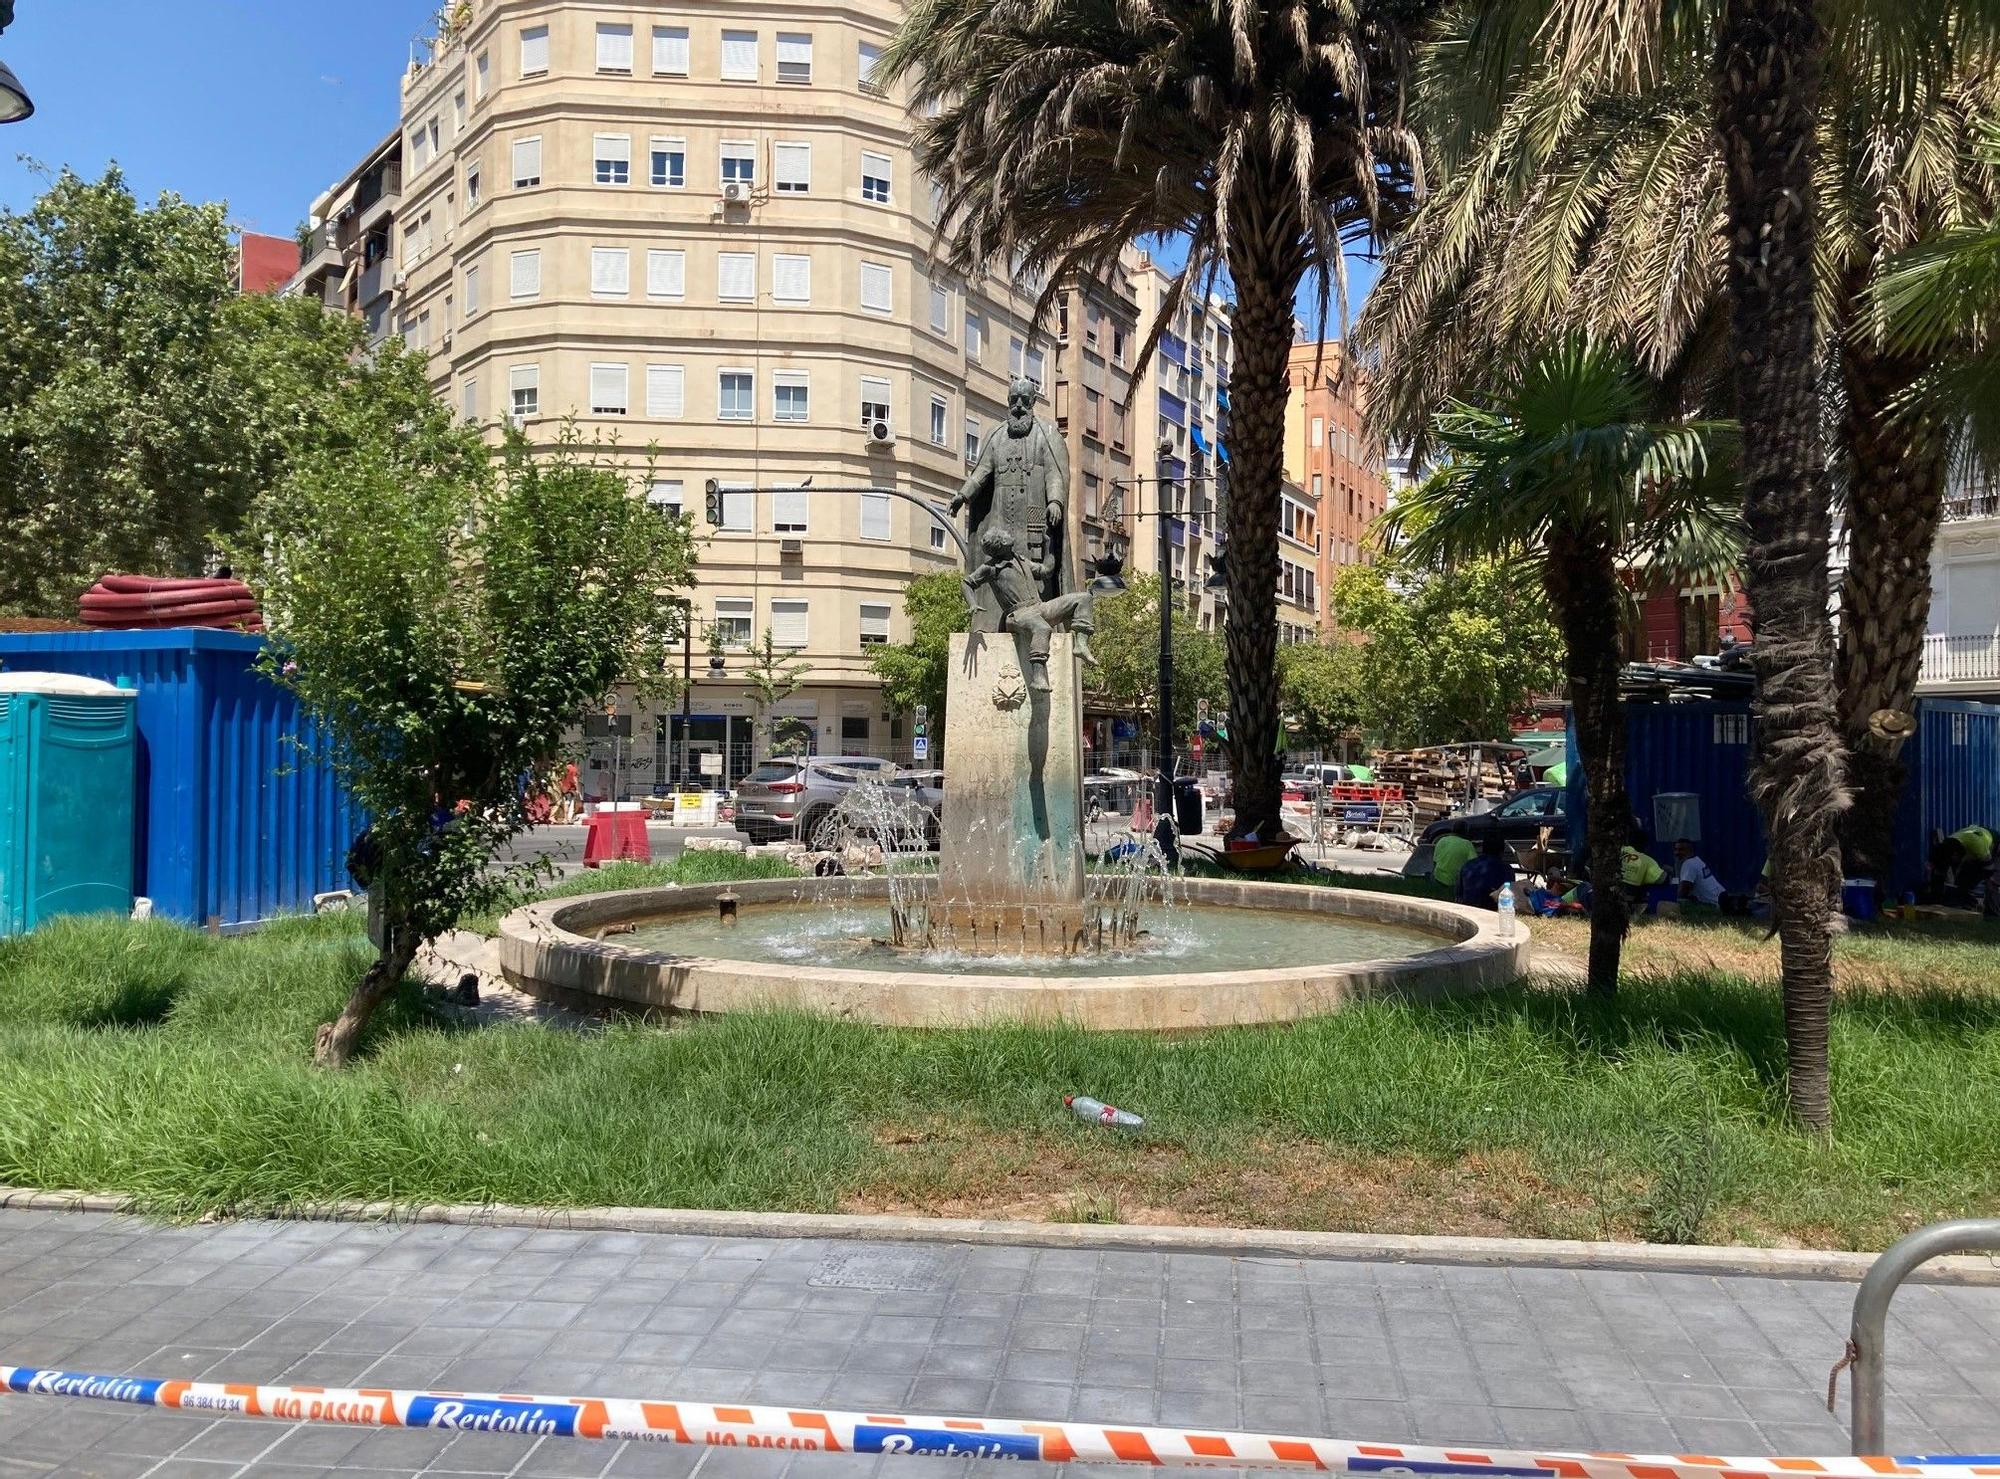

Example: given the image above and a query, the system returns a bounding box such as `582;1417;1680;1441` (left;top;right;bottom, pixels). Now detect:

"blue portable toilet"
0;672;139;934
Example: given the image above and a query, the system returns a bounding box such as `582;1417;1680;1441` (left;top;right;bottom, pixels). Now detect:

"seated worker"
1455;833;1516;911
1431;830;1477;894
1928;824;1996;908
1621;826;1667;907
1673;839;1726;910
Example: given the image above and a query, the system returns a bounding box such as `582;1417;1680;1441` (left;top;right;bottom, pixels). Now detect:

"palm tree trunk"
1836;329;1948;881
1218;261;1304;840
1546;523;1630;997
1715;0;1842;1135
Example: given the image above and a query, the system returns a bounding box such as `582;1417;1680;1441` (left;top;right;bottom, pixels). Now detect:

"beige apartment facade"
380;0;1058;794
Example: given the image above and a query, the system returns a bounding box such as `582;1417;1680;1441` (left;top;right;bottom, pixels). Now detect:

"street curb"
3;1187;1996;1285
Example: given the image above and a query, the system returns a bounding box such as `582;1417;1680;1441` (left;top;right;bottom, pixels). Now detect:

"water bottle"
1496;882;1517;939
1065;1094;1144;1129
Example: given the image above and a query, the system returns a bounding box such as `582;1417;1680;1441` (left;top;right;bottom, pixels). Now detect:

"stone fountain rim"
495;875;1533;1029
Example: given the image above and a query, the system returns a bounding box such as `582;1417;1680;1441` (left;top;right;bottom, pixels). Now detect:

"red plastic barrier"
582;809;651;867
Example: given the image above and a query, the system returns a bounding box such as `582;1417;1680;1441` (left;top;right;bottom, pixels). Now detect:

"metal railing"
1843;1218;2000;1454
1919;632;2000;686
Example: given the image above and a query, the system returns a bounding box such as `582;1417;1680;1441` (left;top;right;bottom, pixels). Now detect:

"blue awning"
1217;441;1230;464
1217;386;1229;410
1158;391;1186;426
1189;425;1210;454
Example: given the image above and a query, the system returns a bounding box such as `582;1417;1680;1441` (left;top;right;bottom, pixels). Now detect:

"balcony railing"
1941;489;2000;522
1921;632;2000;686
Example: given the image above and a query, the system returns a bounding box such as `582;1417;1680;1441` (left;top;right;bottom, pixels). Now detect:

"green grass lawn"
2;885;1996;1248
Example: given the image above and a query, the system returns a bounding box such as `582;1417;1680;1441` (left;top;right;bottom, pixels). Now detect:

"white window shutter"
653;26;690;73
520;25;549;75
597;24;634;71
719;252;755;301
929;281;949;333
776;32;812;75
1027;346;1046;384
860;604;891;641
590;363;629;413
590;247;629;296
646;365;685;418
774;142;811;190
860;261;891;312
773;487;810;529
772;601;809;648
860;492;891;542
858;40;883;85
646;248;685;298
594;133;631;166
721;30;757;78
773;253;810;302
511;136;541;185
510;249;540;298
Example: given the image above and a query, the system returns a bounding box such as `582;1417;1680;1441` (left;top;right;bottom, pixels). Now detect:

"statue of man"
951;376;1073;632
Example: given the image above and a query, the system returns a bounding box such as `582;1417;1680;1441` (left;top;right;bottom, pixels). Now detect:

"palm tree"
878;0;1429;841
1386;339;1740;996
1359;2;2000;885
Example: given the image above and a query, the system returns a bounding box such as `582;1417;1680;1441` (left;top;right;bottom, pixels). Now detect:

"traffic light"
704;478;723;526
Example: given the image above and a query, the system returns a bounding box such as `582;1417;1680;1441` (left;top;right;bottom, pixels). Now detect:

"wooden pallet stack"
1367;746;1524;829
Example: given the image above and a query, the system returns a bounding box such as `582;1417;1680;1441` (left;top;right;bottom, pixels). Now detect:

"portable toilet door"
0;673;139;935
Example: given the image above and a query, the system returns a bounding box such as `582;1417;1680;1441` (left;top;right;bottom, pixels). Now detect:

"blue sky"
0;0;1378;324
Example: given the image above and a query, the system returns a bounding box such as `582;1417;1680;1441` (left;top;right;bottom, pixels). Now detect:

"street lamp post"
1154;441;1178;863
0;2;33;125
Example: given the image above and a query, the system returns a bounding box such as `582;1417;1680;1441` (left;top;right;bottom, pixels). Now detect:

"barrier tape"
3;1366;1995;1475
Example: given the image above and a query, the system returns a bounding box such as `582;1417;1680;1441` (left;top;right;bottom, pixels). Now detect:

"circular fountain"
498;393;1530;1028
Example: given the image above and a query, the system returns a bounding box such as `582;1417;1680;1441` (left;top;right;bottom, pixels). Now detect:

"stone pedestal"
933;630;1086;953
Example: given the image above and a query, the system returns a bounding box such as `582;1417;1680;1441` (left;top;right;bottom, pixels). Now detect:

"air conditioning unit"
779;537;804;555
441;329;453;350
867;420;895;446
393;269;409;289
720;180;751;204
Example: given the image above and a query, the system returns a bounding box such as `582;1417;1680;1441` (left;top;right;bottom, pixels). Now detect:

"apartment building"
1050;252;1143;574
1127;254;1234;631
1281;339;1382;638
366;0;1060;794
290;131;405;344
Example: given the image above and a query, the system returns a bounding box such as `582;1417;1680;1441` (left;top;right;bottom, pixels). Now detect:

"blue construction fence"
1564;697;2000;898
0;630;363;931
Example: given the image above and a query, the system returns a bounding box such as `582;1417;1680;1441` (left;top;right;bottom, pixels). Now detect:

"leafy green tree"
1331;560;1563;751
1277;640;1367;754
1388;339;1741;997
0;166;377;615
867;569;968;749
881;0;1427;840
240;402;694;1068
741;628;814;760
1087;574;1226;746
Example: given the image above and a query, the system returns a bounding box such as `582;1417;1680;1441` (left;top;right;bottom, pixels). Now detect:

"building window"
860;603;891;645
461;378;478;422
452;91;466;134
650;137;686;188
858;40;883;90
776;32;812;83
647;480;684;517
646;248;685;299
590;247;630;297
720;29;758;81
717;251;755;302
1083;472;1101;517
929;280;950;337
1026;345;1046;388
1311;472;1322;498
1057;300;1070;342
773;142;811;194
772;252;810;303
772;600;809;648
653;26;690;76
717;484;753;532
859;375;891;429
1111;327;1127;366
965;417;981;464
509;364;539;420
860;151;892;204
597;23;634;72
1084;386;1101;439
774;371;810;422
463;264;479;316
590;363;630;416
475;51;490;99
719;369;754;420
773;482;810;533
714;597;753;642
511;136;542;189
646;364;685;418
465;159;482;208
929;501;950;551
720;141;756;186
859;261;892;315
964;310;982;359
929;395;948;446
519;24;549;77
1310;415;1324;447
1009;336;1025;377
860;492;891;542
594;134;632;186
509;248;540;300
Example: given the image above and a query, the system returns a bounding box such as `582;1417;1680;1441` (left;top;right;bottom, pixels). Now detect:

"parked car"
733;755;898;842
1418;785;1566;849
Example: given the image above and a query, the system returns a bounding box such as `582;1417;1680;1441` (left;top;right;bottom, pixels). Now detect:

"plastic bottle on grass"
1065;1094;1144;1129
1496;882;1517;939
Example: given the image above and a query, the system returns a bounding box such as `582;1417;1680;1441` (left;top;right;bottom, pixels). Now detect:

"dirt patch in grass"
845;1124;1619;1240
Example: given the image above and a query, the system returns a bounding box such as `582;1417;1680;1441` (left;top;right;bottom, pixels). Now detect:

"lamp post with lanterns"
0;1;32;124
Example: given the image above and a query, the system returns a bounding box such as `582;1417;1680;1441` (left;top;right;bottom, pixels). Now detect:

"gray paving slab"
0;1211;1994;1478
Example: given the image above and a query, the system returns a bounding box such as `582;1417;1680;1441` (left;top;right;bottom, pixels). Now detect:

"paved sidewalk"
0;1211;1994;1479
